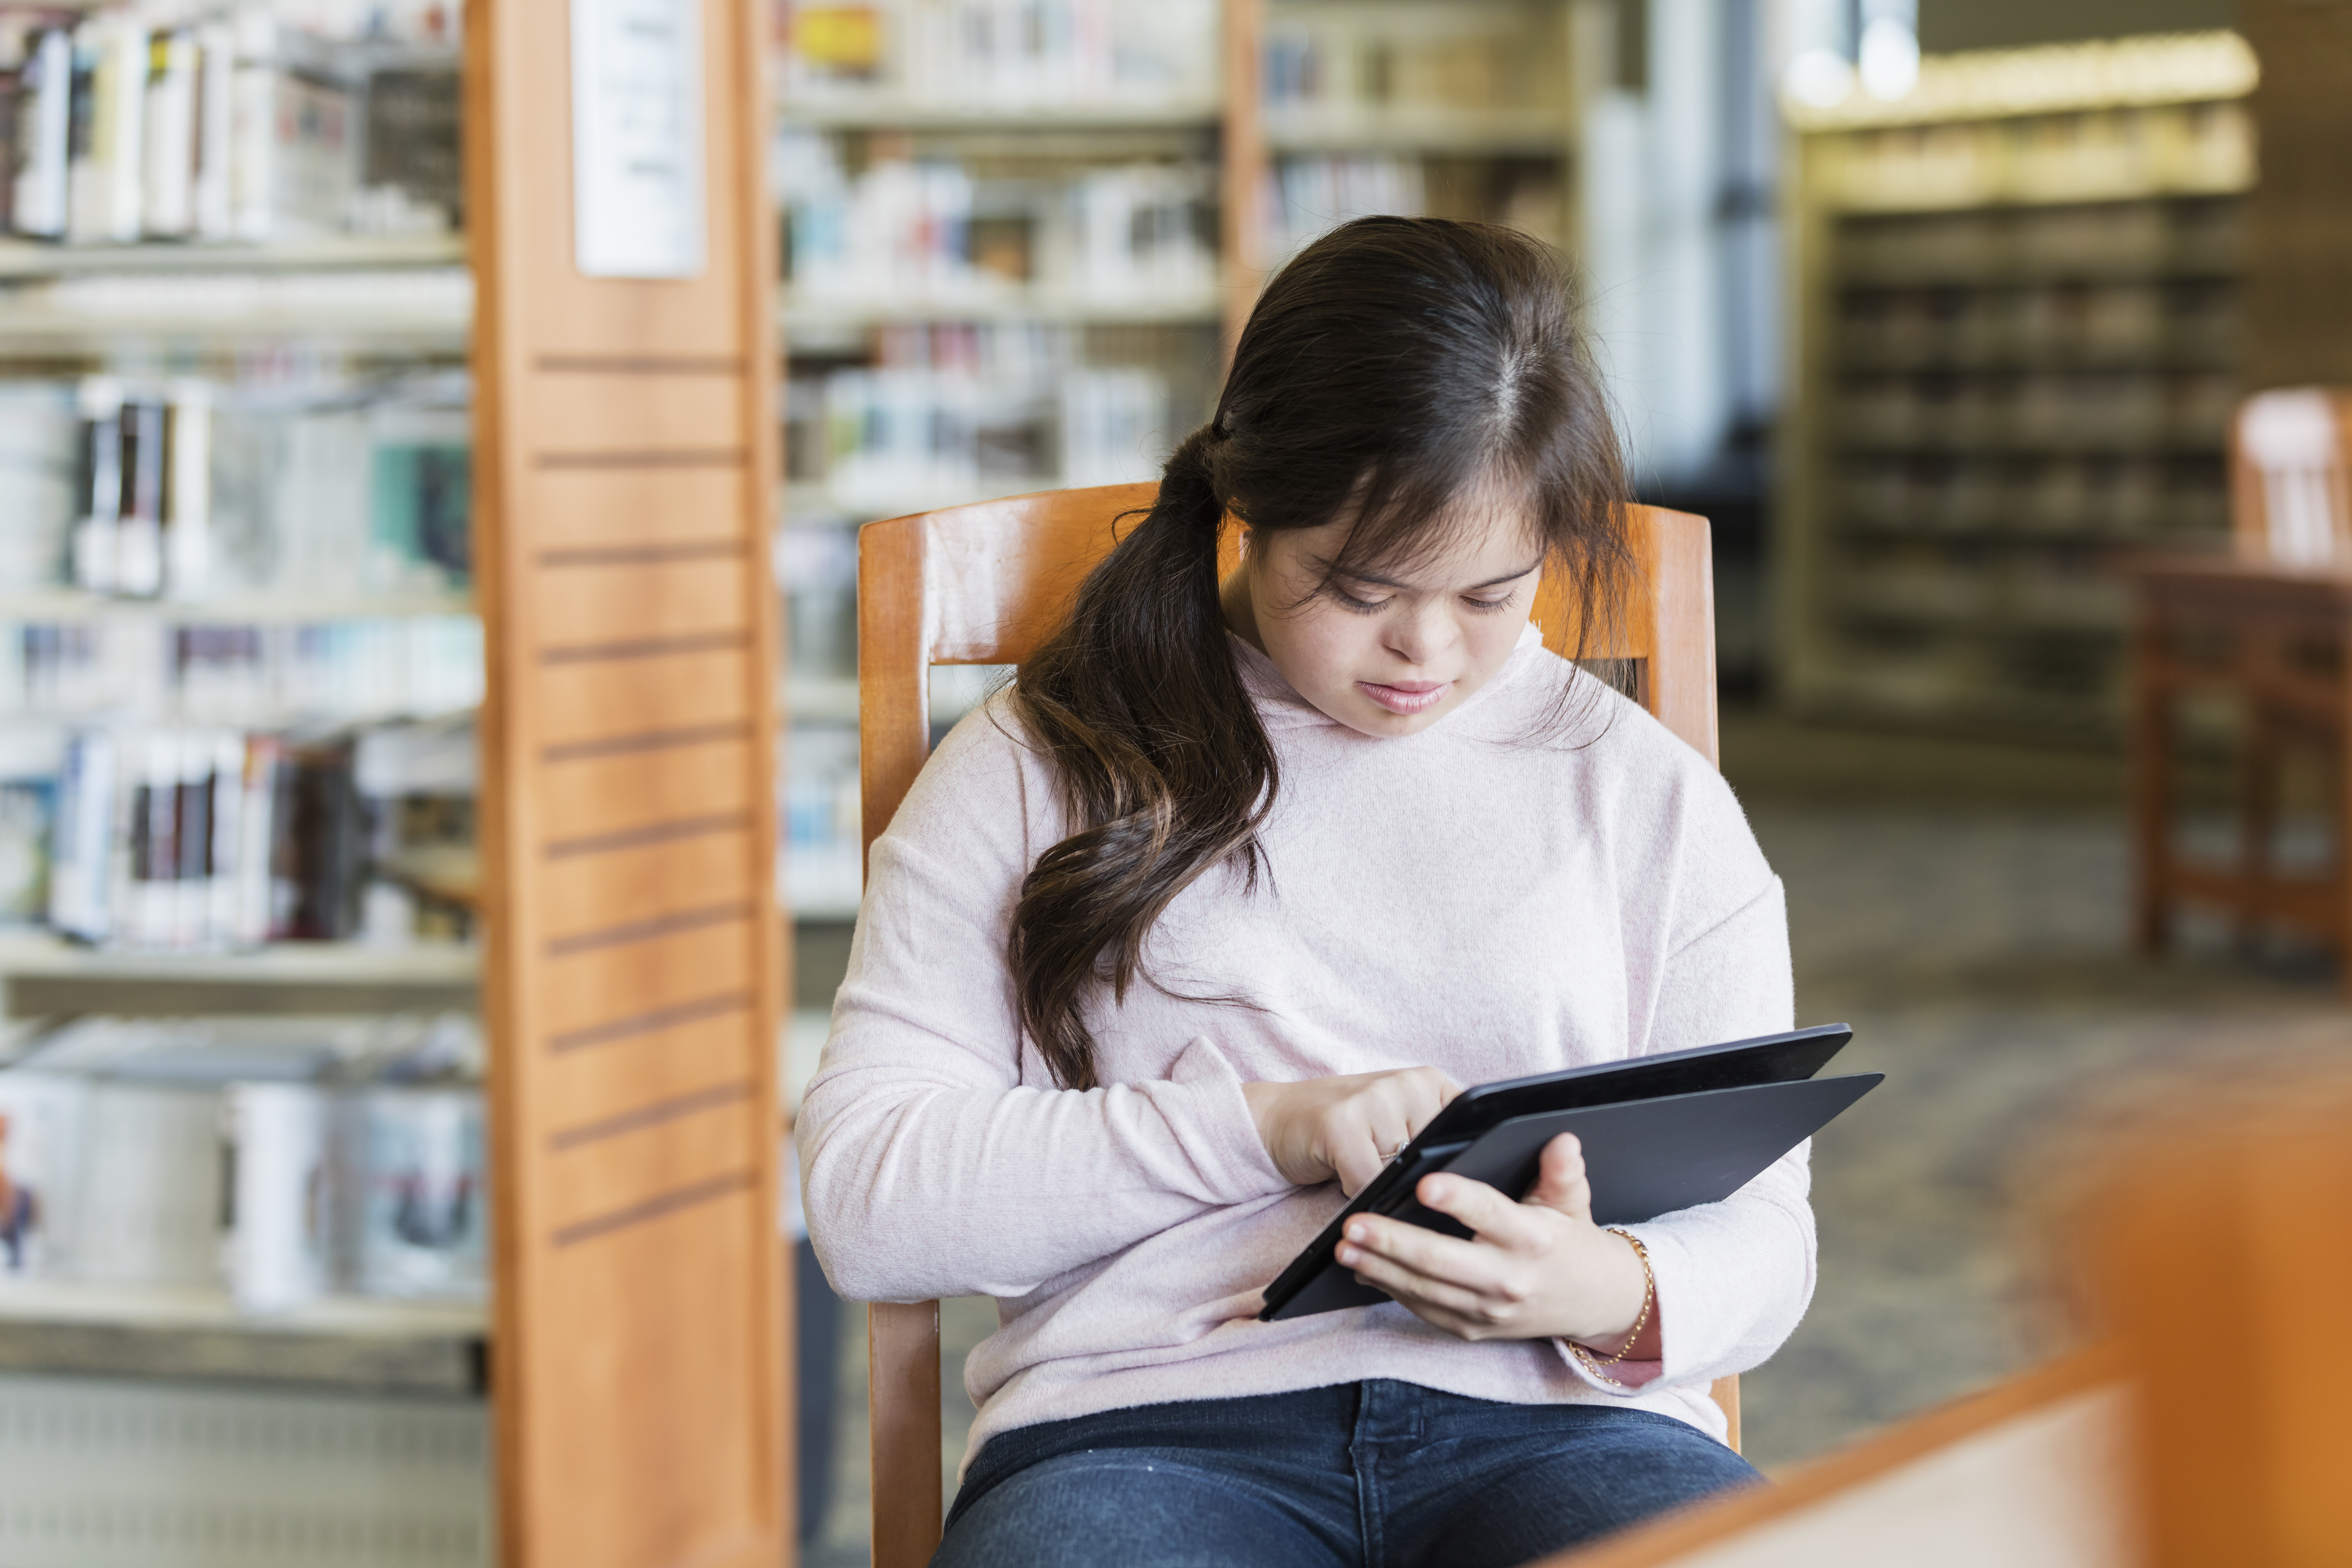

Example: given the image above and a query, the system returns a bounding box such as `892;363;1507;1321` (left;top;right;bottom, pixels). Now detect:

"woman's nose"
1385;601;1455;666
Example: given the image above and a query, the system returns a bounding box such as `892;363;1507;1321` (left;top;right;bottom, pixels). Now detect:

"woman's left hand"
1331;1132;1657;1352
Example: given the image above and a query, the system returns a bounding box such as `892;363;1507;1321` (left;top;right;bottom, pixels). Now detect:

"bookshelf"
773;0;1262;923
0;3;509;1562
774;0;1589;914
1776;31;2258;740
0;1277;484;1395
0;0;796;1559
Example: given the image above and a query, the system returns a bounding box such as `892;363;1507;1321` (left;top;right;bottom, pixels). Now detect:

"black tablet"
1257;1023;1859;1322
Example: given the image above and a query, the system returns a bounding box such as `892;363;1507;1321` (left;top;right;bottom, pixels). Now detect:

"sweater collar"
1227;622;1547;735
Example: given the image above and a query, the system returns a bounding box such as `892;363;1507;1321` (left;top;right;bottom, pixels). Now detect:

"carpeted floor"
797;712;2352;1561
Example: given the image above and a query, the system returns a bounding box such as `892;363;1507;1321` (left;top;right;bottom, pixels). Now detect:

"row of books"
1839;452;2230;540
0;7;459;246
806;362;1170;516
1836;550;2130;637
1835;198;2242;285
18;714;472;947
0;1014;483;1307
1834;281;2238;370
1820;101;2253;213
0;375;469;603
1263;6;1557;118
778;134;1217;306
0;616;483;723
779;0;1218;108
777;524;856;682
782;721;858;918
1268;152;1421;262
1836;370;2237;452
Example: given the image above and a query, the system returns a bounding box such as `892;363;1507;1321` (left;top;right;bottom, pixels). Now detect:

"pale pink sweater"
800;625;1810;1465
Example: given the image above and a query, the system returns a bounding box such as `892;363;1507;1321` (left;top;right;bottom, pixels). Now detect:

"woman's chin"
1324;695;1455;738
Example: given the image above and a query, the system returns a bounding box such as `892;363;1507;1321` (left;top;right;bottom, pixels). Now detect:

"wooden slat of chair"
856;486;1731;1568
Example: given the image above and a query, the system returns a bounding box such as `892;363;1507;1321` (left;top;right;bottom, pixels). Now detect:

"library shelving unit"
0;52;503;1564
0;0;793;1561
774;0;1592;922
1775;31;2259;740
1260;0;1580;262
773;0;1264;920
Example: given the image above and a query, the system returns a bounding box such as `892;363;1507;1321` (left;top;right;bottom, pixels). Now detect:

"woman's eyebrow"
1316;558;1544;591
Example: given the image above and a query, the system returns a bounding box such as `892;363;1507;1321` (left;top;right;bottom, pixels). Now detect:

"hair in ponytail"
1010;217;1631;1090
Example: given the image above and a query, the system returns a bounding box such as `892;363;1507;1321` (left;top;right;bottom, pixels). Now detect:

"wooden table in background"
2125;554;2352;987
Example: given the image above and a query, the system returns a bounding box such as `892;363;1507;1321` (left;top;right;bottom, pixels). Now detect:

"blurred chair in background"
2127;388;2352;985
1548;1060;2352;1568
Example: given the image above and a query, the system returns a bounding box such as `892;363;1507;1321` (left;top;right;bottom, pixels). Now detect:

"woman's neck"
1219;563;1267;656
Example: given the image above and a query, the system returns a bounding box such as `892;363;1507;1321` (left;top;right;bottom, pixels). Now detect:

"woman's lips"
1357;679;1452;715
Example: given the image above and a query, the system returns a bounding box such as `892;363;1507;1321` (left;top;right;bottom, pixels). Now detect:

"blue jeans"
934;1379;1760;1568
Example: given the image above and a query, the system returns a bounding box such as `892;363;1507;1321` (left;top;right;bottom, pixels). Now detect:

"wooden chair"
2127;389;2352;982
856;485;1731;1568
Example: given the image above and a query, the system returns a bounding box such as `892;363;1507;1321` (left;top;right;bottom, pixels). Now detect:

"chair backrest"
2232;388;2352;567
853;485;1726;1568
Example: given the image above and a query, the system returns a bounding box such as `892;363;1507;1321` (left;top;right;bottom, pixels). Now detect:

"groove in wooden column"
545;990;753;1055
538;630;750;665
541;720;752;764
535;353;747;376
535;448;747;470
552;1170;757;1248
548;1080;755;1152
544;901;752;958
542;811;751;859
538;539;747;567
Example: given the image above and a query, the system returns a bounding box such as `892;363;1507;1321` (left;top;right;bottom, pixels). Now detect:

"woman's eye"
1464;595;1515;613
1330;586;1390;613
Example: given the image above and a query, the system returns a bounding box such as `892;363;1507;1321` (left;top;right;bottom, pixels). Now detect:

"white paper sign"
570;0;707;278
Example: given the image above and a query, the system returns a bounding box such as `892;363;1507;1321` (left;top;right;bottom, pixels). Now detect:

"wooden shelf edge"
0;933;480;984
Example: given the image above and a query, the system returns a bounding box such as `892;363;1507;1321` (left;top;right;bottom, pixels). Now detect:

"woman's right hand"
1241;1068;1461;1197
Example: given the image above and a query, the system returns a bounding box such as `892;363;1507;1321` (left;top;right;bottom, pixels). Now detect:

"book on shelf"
65;14;148;245
789;320;1181;517
780;0;1218;112
228;12;354;241
779;129;1218;309
354;56;460;235
1263;4;1559;122
8;371;468;606
1268;151;1423;261
42;712;476;954
0;1012;486;1308
0;6;457;248
6;27;73;239
70;376;209;601
139;28;199;238
0;736;52;924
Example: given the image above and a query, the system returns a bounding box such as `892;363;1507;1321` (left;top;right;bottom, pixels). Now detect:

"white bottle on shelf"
223;1080;332;1310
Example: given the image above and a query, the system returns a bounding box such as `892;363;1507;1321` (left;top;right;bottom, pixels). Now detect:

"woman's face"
1222;496;1545;739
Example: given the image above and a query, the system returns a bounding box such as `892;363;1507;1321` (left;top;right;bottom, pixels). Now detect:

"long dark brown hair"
1009;217;1632;1089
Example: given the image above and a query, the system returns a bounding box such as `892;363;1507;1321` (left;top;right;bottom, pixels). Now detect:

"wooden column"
465;0;791;1560
1220;0;1267;353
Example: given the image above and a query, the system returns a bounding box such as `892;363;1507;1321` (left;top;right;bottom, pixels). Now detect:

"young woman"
801;217;1808;1568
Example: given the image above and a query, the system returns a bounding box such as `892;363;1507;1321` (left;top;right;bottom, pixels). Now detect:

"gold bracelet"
1565;1228;1654;1389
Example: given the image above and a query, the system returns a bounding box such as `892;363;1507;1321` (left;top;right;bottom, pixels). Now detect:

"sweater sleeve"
1559;876;1818;1396
797;708;1289;1304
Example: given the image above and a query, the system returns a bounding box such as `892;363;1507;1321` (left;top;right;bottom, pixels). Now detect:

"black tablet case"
1259;1027;1874;1321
